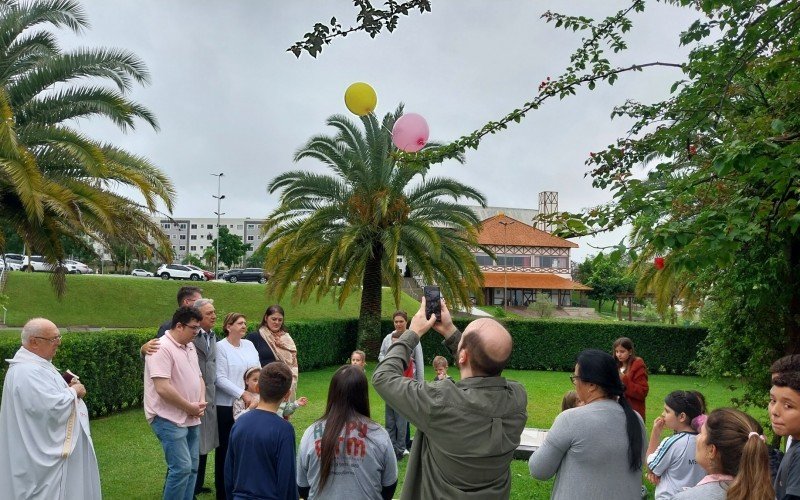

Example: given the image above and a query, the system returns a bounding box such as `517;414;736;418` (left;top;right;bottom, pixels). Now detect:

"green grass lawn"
91;367;754;499
2;272;420;328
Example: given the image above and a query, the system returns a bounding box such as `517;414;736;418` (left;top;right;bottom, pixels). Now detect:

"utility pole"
498;218;515;309
212;173;225;279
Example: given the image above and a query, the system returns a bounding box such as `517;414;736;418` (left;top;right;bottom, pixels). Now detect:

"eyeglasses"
34;335;62;343
180;324;202;331
569;375;581;385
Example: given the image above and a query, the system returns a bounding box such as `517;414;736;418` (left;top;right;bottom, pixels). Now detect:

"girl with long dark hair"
613;337;649;419
673;408;774;500
297;365;398;499
529;349;646;499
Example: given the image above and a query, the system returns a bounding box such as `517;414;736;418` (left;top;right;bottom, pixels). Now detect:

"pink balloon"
392;113;429;153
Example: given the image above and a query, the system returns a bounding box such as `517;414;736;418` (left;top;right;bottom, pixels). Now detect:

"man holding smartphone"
372;297;528;499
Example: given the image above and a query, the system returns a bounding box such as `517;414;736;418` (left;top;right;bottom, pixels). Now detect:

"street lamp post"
498;219;515;309
212;173;225;279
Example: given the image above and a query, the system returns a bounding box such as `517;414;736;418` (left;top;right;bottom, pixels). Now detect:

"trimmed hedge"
0;318;706;418
0;320;359;418
382;318;708;375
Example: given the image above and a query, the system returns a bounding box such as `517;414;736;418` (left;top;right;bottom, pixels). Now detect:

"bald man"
373;298;528;499
0;318;101;499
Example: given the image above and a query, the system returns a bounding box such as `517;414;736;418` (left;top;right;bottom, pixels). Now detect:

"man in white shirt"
0;318;101;499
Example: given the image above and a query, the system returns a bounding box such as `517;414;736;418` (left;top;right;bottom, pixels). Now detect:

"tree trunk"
786;233;800;354
358;241;384;358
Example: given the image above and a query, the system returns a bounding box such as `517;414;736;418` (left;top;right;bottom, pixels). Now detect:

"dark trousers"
194;453;208;493
215;405;234;500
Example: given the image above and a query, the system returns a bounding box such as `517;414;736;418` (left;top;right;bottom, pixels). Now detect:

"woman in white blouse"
215;312;260;499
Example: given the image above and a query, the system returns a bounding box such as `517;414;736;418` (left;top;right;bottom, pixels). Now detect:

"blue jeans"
151;416;199;500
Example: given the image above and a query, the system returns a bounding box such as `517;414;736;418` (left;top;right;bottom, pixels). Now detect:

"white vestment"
0;347;102;499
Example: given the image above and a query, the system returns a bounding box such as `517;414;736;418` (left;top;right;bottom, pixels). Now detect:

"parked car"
221;268;268;284
185;265;214;281
0;257;22;271
22;255;52;272
64;259;93;274
156;264;204;281
131;268;154;277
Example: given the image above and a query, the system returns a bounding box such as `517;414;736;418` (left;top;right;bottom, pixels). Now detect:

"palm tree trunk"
358;241;384;357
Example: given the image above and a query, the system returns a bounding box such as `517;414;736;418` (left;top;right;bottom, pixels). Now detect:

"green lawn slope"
3;272;420;327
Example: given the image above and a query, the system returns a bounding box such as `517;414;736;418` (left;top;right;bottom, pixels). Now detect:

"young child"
277;395;308;419
646;390;706;499
232;366;261;421
560;390;583;412
432;355;454;382
224;362;298;499
770;354;800;499
350;350;367;370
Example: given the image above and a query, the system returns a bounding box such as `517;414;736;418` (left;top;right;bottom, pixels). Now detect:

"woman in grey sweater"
529;349;646;500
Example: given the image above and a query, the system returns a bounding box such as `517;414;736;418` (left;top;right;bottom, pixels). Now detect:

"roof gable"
478;214;578;248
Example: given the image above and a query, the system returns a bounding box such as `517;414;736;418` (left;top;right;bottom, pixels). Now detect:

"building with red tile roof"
475;214;591;307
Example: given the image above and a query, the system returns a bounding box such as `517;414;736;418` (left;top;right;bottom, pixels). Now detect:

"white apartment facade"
157;217;269;262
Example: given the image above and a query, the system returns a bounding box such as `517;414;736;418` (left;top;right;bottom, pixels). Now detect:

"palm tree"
263;105;488;348
0;0;174;292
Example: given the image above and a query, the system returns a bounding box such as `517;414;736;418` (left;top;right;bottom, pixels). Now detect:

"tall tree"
212;226;250;268
0;0;174;292
293;1;800;405
263;105;487;348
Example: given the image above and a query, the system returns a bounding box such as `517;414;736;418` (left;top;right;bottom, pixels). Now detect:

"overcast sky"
58;1;699;261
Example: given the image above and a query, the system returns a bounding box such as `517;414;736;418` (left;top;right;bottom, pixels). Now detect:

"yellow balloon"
344;82;377;116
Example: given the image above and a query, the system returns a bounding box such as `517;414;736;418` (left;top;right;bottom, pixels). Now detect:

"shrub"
528;297;555;318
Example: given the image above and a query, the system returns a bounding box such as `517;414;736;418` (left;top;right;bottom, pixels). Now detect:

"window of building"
190;246;196;251
179;246;185;251
207;224;213;229
247;224;255;229
539;256;563;268
191;224;197;229
247;235;254;241
475;254;494;266
237;224;243;229
163;223;171;229
207;234;213;240
190;235;197;240
179;235;186;240
180;223;186;229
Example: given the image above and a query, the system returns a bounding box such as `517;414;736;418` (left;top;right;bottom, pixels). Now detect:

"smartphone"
62;369;78;384
423;285;441;322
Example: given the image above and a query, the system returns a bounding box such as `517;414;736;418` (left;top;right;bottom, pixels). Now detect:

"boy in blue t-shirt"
225;362;298;500
770;355;800;500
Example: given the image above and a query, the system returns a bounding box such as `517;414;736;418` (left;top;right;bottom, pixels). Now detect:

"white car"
0;258;22;271
131;269;154;277
22;255;52;272
64;259;93;274
156;264;204;281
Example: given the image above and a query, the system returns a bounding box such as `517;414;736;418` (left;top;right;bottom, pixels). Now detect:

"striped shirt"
647;431;705;500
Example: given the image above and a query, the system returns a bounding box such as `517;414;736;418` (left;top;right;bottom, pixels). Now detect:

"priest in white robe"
0;317;102;499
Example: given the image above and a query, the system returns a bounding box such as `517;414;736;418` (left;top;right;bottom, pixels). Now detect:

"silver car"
131;268;154;277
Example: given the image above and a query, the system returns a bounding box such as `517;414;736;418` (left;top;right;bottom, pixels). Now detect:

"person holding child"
297;364;398;499
215;312;260;499
613;337;649;420
646;390;706;499
224;363;298;500
770;354;800;500
673;407;774;500
529;349;646;499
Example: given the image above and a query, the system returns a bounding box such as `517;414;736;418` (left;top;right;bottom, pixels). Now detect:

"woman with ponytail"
529;349;646;499
673;408;774;500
